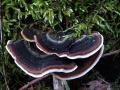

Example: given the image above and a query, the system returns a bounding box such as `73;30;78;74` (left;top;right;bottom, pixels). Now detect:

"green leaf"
105;21;113;32
29;4;34;10
62;7;73;17
2;0;10;5
58;11;62;22
97;15;105;21
114;11;120;16
99;24;106;29
64;81;70;90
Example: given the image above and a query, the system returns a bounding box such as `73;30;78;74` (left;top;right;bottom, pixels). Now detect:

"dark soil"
68;53;120;90
94;53;120;83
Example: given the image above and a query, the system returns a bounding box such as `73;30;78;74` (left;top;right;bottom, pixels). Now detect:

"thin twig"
96;72;111;90
113;38;120;46
105;38;120;53
19;74;51;90
0;1;10;90
102;49;120;58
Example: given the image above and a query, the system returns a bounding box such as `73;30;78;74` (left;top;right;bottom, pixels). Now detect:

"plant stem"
53;76;65;90
102;49;120;58
0;2;10;90
19;74;51;90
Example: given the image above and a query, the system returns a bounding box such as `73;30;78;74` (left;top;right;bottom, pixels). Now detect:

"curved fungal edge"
35;33;104;59
52;45;104;80
34;33;71;55
34;34;88;56
58;33;104;59
21;29;35;42
46;31;69;44
34;35;56;55
14;60;77;78
5;40;78;78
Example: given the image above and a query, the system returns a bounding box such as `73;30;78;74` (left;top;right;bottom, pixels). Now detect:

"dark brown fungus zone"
5;40;77;78
34;31;73;55
35;31;103;59
29;42;46;56
58;32;103;59
21;28;37;42
53;45;104;80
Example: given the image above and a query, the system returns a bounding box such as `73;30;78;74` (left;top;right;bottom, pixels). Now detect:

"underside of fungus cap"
34;31;73;55
21;28;38;42
5;40;77;78
57;32;103;59
53;45;104;80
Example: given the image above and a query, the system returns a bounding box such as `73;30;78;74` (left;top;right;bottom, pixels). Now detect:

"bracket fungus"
58;32;103;59
34;31;73;55
53;46;104;80
6;40;77;78
6;27;104;89
34;31;103;59
21;28;74;57
21;28;37;42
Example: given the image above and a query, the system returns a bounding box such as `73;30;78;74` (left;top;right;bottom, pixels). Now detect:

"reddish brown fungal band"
5;40;77;78
53;45;104;80
21;28;37;42
34;31;103;59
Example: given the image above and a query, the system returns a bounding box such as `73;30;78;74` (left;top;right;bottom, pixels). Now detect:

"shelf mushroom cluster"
6;28;104;80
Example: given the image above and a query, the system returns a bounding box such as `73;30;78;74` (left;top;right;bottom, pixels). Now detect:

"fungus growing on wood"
6;40;77;78
34;31;103;59
53;45;104;80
